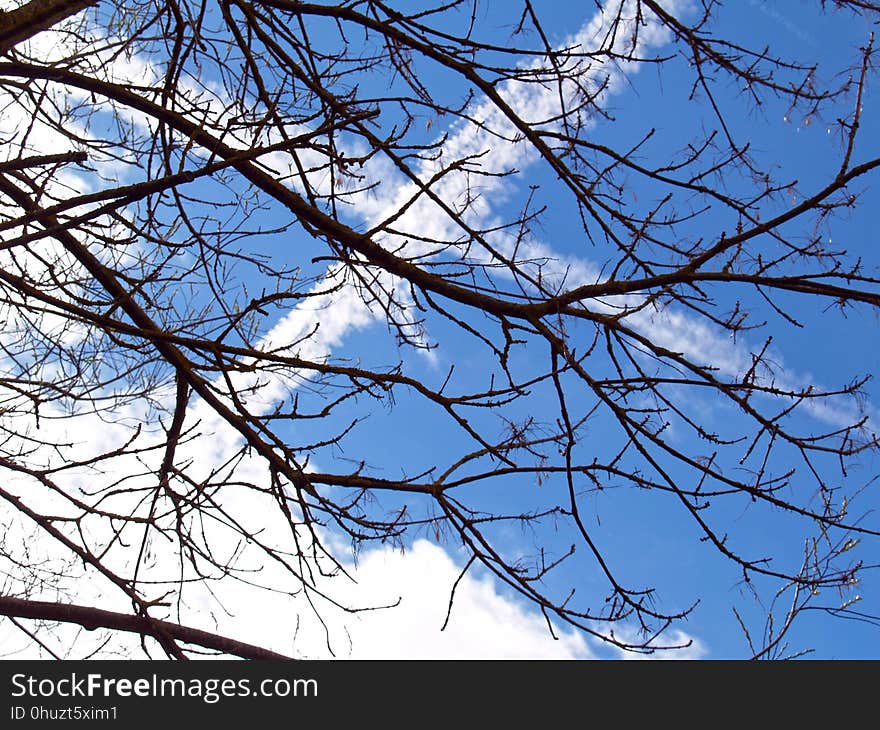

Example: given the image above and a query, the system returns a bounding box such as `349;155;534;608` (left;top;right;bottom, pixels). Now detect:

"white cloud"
332;540;591;659
197;538;595;660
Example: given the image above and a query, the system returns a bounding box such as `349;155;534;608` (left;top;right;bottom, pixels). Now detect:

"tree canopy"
0;0;879;659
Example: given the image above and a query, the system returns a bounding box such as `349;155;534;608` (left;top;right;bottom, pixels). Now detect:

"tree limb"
0;595;295;660
0;0;97;53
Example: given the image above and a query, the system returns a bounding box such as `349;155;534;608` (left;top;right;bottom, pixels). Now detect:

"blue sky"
304;1;880;657
287;0;880;658
0;0;878;660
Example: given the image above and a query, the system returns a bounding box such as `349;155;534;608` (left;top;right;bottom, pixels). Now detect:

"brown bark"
0;0;97;53
0;595;295;660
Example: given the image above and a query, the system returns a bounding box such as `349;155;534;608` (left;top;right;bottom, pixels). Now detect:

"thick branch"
0;0;97;53
0;595;294;660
